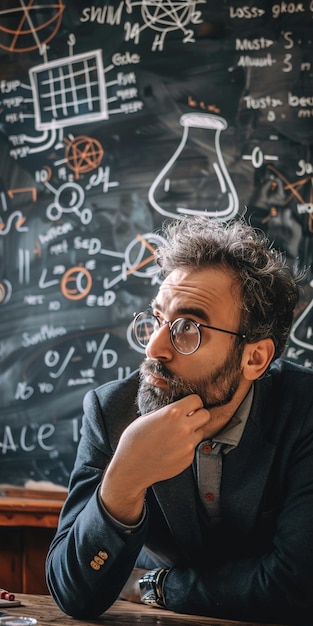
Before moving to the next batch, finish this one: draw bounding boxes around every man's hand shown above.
[100,394,210,524]
[120,568,147,603]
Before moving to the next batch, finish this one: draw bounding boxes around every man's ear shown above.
[242,338,275,381]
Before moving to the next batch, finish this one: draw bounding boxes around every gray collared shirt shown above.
[100,385,254,533]
[195,384,254,523]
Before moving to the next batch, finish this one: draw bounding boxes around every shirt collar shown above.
[210,384,254,453]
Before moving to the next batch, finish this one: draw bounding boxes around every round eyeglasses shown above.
[133,310,246,356]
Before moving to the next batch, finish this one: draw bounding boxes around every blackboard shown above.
[0,0,312,487]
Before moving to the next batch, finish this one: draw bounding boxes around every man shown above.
[46,217,313,625]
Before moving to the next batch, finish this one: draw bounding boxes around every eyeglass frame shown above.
[133,309,246,356]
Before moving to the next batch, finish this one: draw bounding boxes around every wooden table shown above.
[0,594,287,626]
[0,485,66,594]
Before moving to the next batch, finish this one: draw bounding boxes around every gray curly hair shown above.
[155,217,301,361]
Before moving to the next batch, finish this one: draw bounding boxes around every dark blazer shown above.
[46,359,313,624]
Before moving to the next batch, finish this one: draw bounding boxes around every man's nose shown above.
[145,322,173,361]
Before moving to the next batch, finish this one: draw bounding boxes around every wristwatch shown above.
[139,567,169,608]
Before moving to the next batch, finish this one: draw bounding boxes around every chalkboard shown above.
[0,0,312,487]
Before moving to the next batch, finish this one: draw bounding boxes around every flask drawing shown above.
[148,112,239,220]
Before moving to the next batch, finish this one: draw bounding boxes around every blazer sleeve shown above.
[46,383,148,619]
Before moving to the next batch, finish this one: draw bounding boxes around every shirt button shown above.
[204,492,214,501]
[203,444,212,453]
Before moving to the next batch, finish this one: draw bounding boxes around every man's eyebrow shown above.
[151,301,210,323]
[178,307,210,323]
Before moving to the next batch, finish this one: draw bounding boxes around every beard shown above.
[137,343,244,416]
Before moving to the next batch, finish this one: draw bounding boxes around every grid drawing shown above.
[29,49,108,131]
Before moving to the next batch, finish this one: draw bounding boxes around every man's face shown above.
[137,266,245,415]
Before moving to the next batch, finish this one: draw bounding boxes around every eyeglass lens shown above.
[171,318,200,354]
[133,312,201,355]
[134,313,156,347]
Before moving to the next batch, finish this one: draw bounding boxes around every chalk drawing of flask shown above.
[148,112,239,220]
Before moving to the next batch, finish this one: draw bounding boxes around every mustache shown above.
[139,359,196,396]
[139,359,174,381]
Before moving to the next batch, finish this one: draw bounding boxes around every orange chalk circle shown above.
[60,266,92,300]
[0,280,12,304]
[0,282,6,303]
[65,136,104,180]
[0,1,65,53]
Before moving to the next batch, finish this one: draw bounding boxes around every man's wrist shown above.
[98,486,147,533]
[139,567,169,608]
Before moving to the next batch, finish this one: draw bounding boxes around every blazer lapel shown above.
[222,377,277,533]
[222,418,276,532]
[152,466,204,562]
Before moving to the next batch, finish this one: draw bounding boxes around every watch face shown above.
[139,571,158,605]
[139,568,166,608]
[141,590,157,605]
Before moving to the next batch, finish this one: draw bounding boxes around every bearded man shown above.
[46,217,313,625]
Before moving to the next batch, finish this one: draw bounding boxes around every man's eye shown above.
[184,320,194,333]
[181,320,196,334]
